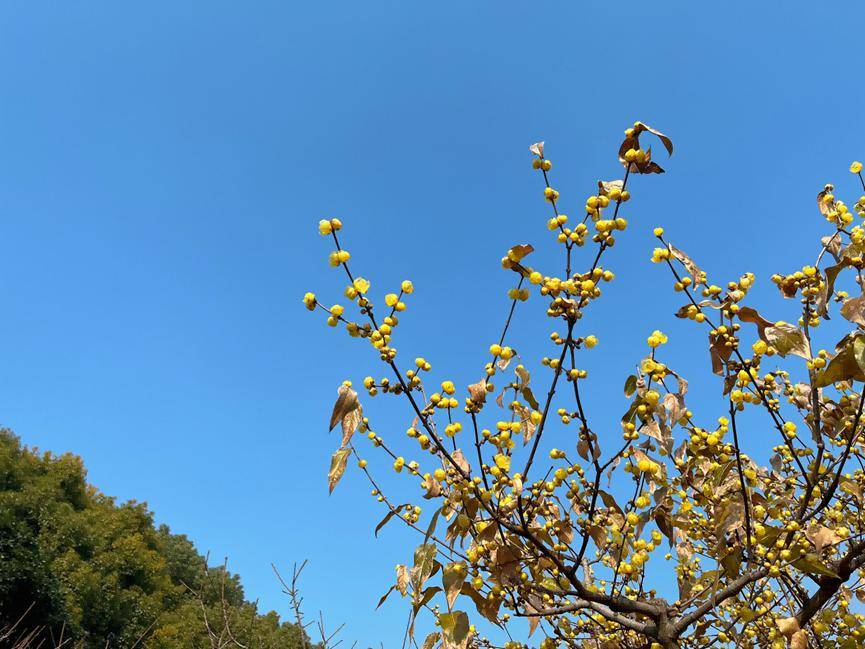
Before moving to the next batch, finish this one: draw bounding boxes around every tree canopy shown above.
[0,428,306,648]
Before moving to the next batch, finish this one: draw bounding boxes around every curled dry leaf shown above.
[528,141,544,157]
[467,378,487,405]
[817,184,835,217]
[502,243,534,277]
[776,616,800,637]
[822,232,843,260]
[598,179,624,197]
[618,122,673,173]
[816,259,852,318]
[709,334,733,376]
[375,505,409,537]
[737,306,773,340]
[451,449,470,475]
[515,403,537,444]
[423,474,442,499]
[639,122,674,156]
[805,524,842,554]
[668,244,703,285]
[329,384,359,431]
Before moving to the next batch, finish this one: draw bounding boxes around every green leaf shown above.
[624,374,638,397]
[792,553,840,579]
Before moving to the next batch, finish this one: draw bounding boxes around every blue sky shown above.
[1,1,864,645]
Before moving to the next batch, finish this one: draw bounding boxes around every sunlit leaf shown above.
[764,322,810,359]
[442,562,466,610]
[327,447,351,494]
[438,610,470,649]
[329,384,359,432]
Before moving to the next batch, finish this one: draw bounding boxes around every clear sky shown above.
[2,1,864,646]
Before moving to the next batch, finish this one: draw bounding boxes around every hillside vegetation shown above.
[0,429,306,648]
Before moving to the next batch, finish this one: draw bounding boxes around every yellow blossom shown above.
[353,277,370,294]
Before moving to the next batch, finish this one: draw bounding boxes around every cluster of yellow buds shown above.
[646,330,668,348]
[677,304,706,323]
[546,213,568,231]
[752,339,770,357]
[819,183,854,227]
[585,191,612,218]
[488,422,517,450]
[328,249,351,267]
[711,323,739,354]
[641,358,668,382]
[734,367,758,387]
[593,217,627,245]
[560,221,589,247]
[318,217,343,236]
[507,287,530,301]
[719,273,755,315]
[362,375,398,397]
[624,456,659,476]
[430,391,459,410]
[855,197,865,219]
[622,147,649,165]
[402,504,422,524]
[531,157,552,172]
[444,422,462,437]
[806,349,829,371]
[488,344,514,360]
[770,265,825,300]
[651,246,670,263]
[730,387,760,408]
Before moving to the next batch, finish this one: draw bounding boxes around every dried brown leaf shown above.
[327,447,351,494]
[329,384,359,431]
[841,294,865,327]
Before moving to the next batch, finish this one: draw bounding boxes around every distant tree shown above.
[0,429,307,648]
[308,123,865,648]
